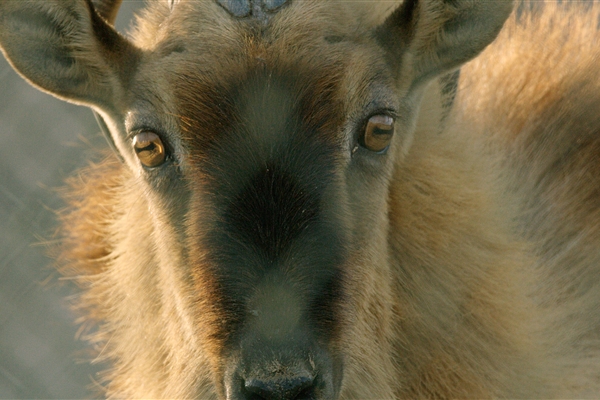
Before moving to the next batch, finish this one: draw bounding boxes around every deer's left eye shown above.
[133,131,166,168]
[360,115,394,153]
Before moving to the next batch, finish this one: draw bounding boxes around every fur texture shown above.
[1,0,599,398]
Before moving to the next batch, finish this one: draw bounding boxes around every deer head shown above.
[0,0,513,398]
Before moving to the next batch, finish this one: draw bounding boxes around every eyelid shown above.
[368,114,394,126]
[374,109,398,120]
[127,127,159,141]
[361,107,398,126]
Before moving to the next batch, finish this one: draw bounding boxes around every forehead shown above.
[134,1,373,48]
[131,1,391,94]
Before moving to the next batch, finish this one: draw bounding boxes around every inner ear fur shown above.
[0,0,139,110]
[377,0,514,89]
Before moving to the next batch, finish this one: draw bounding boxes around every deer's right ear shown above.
[0,0,139,110]
[376,0,513,90]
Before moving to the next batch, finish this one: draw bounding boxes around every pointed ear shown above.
[0,0,139,110]
[377,0,513,89]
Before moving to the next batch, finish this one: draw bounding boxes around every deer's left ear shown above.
[377,0,513,89]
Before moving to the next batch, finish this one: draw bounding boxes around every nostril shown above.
[244,375,315,400]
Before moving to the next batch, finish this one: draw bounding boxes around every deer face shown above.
[128,8,403,396]
[0,0,513,398]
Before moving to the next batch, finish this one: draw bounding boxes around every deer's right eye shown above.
[359,114,395,153]
[132,131,167,168]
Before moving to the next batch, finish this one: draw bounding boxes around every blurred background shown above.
[0,2,144,398]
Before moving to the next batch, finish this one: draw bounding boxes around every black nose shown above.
[243,375,315,400]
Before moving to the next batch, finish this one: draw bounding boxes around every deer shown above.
[1,0,599,398]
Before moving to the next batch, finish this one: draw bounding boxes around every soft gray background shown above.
[0,2,145,398]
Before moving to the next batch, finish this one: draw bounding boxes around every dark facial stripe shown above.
[223,164,320,260]
[180,69,348,352]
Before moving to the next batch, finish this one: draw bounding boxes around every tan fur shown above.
[2,0,600,398]
[457,3,600,395]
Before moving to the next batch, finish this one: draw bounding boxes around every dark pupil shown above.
[372,125,392,137]
[135,142,156,154]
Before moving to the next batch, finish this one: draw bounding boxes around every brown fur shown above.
[2,0,600,398]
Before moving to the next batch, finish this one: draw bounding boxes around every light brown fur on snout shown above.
[1,0,600,398]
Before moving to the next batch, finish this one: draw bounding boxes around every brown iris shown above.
[360,115,394,153]
[132,132,166,168]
